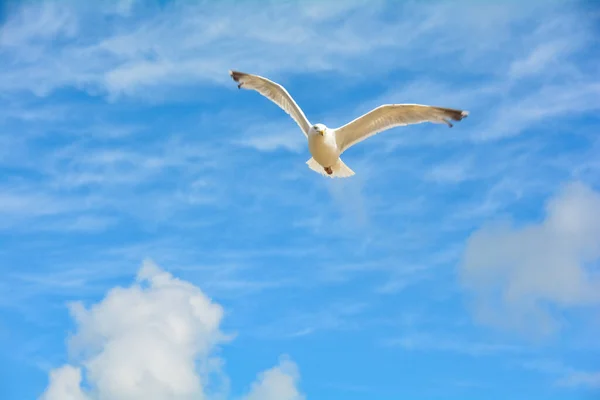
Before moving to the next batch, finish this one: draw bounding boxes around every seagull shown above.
[229,70,469,178]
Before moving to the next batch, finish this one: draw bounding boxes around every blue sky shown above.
[1,0,600,399]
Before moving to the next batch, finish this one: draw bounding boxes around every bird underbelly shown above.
[308,137,339,167]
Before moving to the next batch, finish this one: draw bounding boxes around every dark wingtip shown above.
[449,110,467,121]
[229,70,244,82]
[229,70,246,89]
[439,107,469,122]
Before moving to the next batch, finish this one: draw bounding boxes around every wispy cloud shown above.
[234,133,305,153]
[558,371,600,389]
[253,301,369,339]
[1,0,595,103]
[384,333,524,357]
[477,82,600,140]
[231,120,306,154]
[523,359,600,389]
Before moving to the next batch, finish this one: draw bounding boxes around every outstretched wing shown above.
[334,104,469,152]
[229,70,312,137]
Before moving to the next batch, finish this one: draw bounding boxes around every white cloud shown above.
[1,0,594,102]
[40,260,304,400]
[234,134,305,153]
[0,1,395,97]
[557,371,600,388]
[242,356,305,400]
[254,301,368,339]
[508,40,571,79]
[558,370,600,388]
[425,160,473,184]
[460,182,600,335]
[112,0,139,16]
[523,359,600,389]
[0,2,78,48]
[41,366,89,400]
[476,82,600,140]
[385,333,522,356]
[232,121,306,154]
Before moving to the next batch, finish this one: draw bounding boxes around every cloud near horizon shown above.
[40,260,304,400]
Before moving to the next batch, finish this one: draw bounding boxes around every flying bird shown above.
[229,70,469,178]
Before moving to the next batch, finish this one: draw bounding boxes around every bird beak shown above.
[319,129,324,136]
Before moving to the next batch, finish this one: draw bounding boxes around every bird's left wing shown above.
[229,70,311,137]
[334,104,469,153]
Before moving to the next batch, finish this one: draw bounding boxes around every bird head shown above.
[311,123,327,136]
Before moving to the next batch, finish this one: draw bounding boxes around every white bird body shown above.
[305,125,356,177]
[229,70,469,178]
[308,126,338,166]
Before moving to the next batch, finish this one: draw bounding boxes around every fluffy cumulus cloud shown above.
[40,260,304,400]
[461,182,600,335]
[42,366,89,400]
[242,356,305,400]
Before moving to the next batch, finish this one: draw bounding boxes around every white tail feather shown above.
[306,158,355,178]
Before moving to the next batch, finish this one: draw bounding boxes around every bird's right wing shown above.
[229,70,311,137]
[334,104,469,153]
